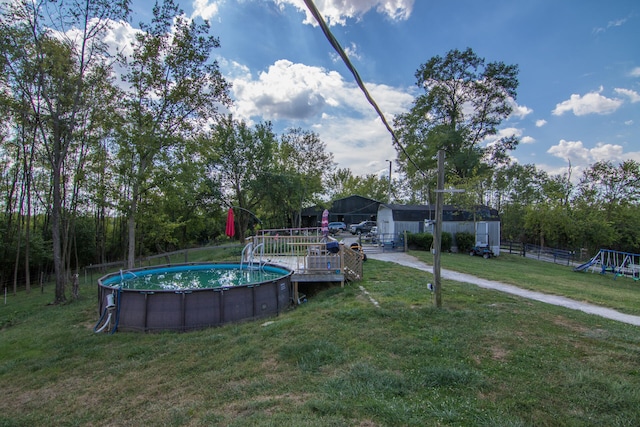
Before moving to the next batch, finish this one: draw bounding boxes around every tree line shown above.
[1,2,638,303]
[0,0,339,301]
[393,48,640,258]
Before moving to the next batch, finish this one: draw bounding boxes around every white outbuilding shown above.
[376,203,501,255]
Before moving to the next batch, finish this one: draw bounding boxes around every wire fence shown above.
[4,239,585,294]
[500,241,577,266]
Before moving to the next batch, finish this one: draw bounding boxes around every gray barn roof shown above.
[380,204,500,222]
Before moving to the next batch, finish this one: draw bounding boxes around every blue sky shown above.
[129,0,639,180]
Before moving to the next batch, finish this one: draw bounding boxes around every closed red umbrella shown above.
[225,208,235,237]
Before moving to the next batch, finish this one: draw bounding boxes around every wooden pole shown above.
[433,149,445,308]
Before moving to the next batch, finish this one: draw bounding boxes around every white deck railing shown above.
[247,228,363,283]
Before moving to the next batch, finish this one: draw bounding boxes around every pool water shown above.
[101,264,288,290]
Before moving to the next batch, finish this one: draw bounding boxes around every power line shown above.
[302,0,427,178]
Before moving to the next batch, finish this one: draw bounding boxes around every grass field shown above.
[411,250,640,316]
[1,249,639,426]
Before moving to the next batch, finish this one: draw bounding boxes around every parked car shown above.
[328,222,347,233]
[350,220,377,235]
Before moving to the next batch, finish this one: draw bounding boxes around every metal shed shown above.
[301,195,381,228]
[377,203,501,255]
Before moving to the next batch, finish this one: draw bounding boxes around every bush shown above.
[441,232,452,252]
[455,231,475,253]
[407,232,432,250]
[407,231,452,252]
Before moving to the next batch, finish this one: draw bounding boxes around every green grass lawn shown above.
[1,251,639,426]
[411,250,640,316]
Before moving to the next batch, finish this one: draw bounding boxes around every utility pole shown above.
[433,150,444,308]
[432,150,464,308]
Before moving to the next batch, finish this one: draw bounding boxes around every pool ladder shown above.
[119,269,138,283]
[241,242,266,271]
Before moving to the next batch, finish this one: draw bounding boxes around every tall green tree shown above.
[325,168,392,202]
[489,162,546,242]
[570,200,616,255]
[523,167,575,248]
[573,160,640,253]
[575,160,640,219]
[523,202,576,249]
[208,117,277,240]
[0,0,129,303]
[116,0,230,268]
[272,128,334,227]
[394,48,519,204]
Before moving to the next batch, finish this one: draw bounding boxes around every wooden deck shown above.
[247,229,364,303]
[268,254,345,282]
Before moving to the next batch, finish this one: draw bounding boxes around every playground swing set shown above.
[574,249,640,280]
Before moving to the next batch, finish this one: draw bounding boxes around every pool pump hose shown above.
[94,292,118,334]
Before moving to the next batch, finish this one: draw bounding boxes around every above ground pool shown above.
[96,263,293,333]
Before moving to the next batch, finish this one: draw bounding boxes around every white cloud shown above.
[631,67,640,77]
[55,18,140,69]
[331,42,362,63]
[496,127,521,139]
[274,0,414,26]
[87,20,142,90]
[219,58,252,80]
[230,59,412,121]
[546,139,640,166]
[191,0,221,21]
[102,20,140,59]
[375,0,414,21]
[552,87,623,116]
[614,88,640,103]
[484,127,530,150]
[232,61,330,119]
[320,116,398,174]
[589,143,626,162]
[230,60,339,120]
[535,119,547,127]
[227,58,414,175]
[593,16,629,34]
[508,98,532,119]
[521,136,535,144]
[547,140,594,163]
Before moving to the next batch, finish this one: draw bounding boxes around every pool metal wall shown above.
[98,263,293,332]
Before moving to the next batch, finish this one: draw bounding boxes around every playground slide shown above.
[573,258,596,272]
[573,249,639,279]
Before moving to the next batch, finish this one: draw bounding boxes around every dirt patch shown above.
[552,315,590,333]
[490,345,509,361]
[221,392,313,418]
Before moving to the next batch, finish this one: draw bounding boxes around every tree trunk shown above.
[52,162,67,304]
[24,138,34,293]
[127,189,138,270]
[24,210,31,293]
[97,206,106,265]
[13,220,22,296]
[4,147,20,295]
